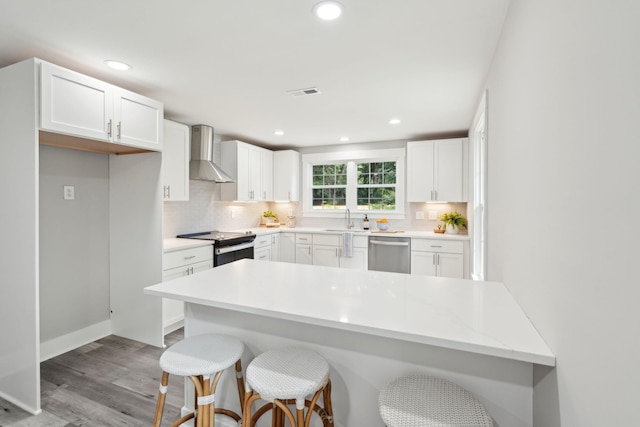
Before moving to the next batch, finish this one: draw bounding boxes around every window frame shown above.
[302,148,406,218]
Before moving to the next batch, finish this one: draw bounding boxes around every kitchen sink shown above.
[323,229,368,233]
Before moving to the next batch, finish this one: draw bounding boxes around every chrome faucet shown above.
[345,208,353,229]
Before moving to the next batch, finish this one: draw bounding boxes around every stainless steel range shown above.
[177,230,256,266]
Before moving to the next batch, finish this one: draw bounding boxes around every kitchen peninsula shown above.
[145,259,554,427]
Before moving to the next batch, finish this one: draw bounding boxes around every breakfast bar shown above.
[144,259,554,427]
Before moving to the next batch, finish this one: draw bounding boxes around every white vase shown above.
[445,224,459,234]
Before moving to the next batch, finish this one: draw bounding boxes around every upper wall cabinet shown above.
[40,61,163,151]
[407,138,467,202]
[273,150,300,202]
[162,119,190,201]
[220,140,273,202]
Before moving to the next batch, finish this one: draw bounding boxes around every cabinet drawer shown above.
[313,234,340,246]
[163,245,213,270]
[296,233,313,244]
[254,234,272,249]
[411,239,463,254]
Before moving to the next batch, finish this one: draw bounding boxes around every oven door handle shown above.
[215,241,255,255]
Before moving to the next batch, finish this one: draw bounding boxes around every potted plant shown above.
[438,210,467,234]
[263,210,278,225]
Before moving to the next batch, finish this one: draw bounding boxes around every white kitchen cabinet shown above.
[162,245,213,333]
[295,233,313,265]
[313,233,368,270]
[40,61,163,151]
[270,233,281,261]
[279,232,296,263]
[220,140,273,201]
[162,119,190,201]
[273,150,300,201]
[411,239,464,279]
[407,139,466,202]
[254,234,272,261]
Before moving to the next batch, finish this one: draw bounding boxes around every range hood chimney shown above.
[189,125,234,183]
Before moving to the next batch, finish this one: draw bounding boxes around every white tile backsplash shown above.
[163,181,467,236]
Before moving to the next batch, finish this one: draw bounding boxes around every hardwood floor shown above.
[0,329,184,427]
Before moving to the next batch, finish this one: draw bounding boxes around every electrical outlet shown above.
[63,185,75,200]
[428,210,437,220]
[416,211,424,220]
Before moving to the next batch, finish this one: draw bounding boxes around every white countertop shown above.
[145,259,554,366]
[241,226,471,240]
[163,238,213,252]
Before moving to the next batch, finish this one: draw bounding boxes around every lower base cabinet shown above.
[411,239,464,279]
[254,234,272,261]
[313,233,368,270]
[162,245,213,333]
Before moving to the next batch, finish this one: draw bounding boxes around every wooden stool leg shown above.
[235,359,245,408]
[323,380,334,426]
[152,371,170,427]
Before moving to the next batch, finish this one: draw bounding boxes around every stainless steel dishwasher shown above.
[368,236,411,273]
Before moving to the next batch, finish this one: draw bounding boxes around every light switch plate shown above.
[428,210,437,220]
[63,185,75,200]
[416,211,425,220]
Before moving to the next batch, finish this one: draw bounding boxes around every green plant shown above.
[438,210,467,229]
[263,211,278,218]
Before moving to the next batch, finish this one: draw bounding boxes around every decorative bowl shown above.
[377,222,390,231]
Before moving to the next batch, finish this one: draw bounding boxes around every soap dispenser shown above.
[363,214,369,230]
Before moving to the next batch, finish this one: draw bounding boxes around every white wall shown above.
[39,145,110,343]
[483,1,640,425]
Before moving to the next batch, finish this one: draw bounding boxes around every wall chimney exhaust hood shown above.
[190,125,234,183]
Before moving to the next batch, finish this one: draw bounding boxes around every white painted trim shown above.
[0,390,42,416]
[39,320,111,362]
[163,316,185,335]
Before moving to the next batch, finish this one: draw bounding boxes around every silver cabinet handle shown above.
[184,255,196,260]
[299,237,308,241]
[107,119,112,138]
[190,267,194,274]
[263,191,266,200]
[370,240,409,247]
[166,185,170,199]
[433,254,437,265]
[434,190,438,200]
[335,248,338,257]
[430,245,442,248]
[117,121,122,139]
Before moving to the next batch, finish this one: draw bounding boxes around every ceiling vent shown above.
[288,87,321,97]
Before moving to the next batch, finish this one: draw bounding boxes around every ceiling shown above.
[0,0,510,149]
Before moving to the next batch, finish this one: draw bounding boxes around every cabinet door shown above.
[435,140,463,201]
[436,253,464,279]
[273,150,300,201]
[247,146,262,200]
[279,233,296,263]
[313,245,340,267]
[255,247,271,261]
[162,119,189,201]
[271,234,281,262]
[113,88,163,151]
[411,251,437,276]
[40,61,113,141]
[295,244,313,265]
[340,247,367,270]
[406,141,435,202]
[261,149,273,201]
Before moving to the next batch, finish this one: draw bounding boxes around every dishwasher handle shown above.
[369,239,410,247]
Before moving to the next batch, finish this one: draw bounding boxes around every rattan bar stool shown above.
[242,348,335,427]
[379,374,493,427]
[152,334,245,427]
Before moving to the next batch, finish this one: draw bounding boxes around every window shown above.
[356,161,396,210]
[302,148,405,217]
[312,163,347,209]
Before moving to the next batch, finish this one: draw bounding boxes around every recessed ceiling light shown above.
[340,136,349,142]
[388,118,401,125]
[274,130,284,136]
[104,60,132,71]
[313,1,343,20]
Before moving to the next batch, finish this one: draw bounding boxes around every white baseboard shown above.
[40,320,112,362]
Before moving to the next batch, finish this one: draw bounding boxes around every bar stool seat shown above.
[153,334,245,427]
[242,348,334,427]
[379,374,493,427]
